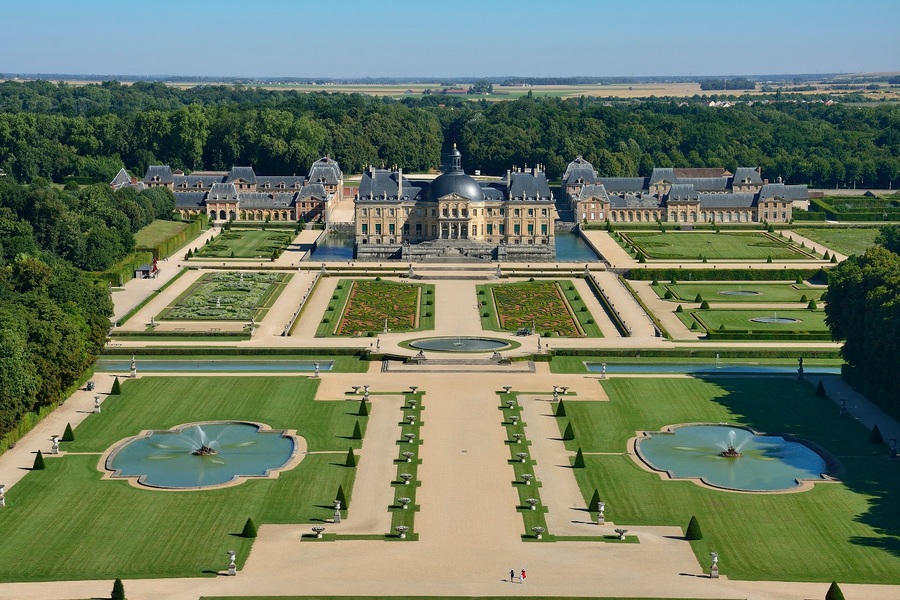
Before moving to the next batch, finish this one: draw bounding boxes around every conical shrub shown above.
[345,447,357,467]
[807,299,818,310]
[815,380,826,398]
[700,300,710,309]
[336,484,348,510]
[111,377,121,395]
[563,422,575,441]
[352,421,362,440]
[61,423,75,442]
[555,399,566,417]
[588,489,601,512]
[32,450,45,470]
[357,398,368,417]
[111,578,126,600]
[694,293,703,303]
[241,518,258,538]
[573,447,585,468]
[675,304,683,313]
[825,581,845,600]
[870,424,884,445]
[685,515,703,540]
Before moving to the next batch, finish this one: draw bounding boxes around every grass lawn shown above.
[95,355,370,373]
[134,220,191,248]
[557,377,900,583]
[548,355,843,374]
[624,232,808,260]
[478,281,600,337]
[159,271,291,321]
[319,279,435,337]
[0,377,366,581]
[195,229,293,260]
[793,227,881,257]
[688,308,828,333]
[651,282,825,303]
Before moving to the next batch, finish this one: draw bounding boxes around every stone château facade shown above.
[561,156,807,225]
[354,146,558,261]
[113,157,343,223]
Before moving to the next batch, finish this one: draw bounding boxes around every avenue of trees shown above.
[825,226,900,419]
[0,80,898,189]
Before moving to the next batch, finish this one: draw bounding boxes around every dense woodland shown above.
[825,227,900,419]
[0,80,898,189]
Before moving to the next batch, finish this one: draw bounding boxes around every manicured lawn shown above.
[651,282,825,303]
[194,229,293,259]
[319,279,435,337]
[689,308,828,333]
[557,377,900,583]
[0,377,365,581]
[134,220,192,248]
[624,232,808,260]
[159,271,291,321]
[478,281,600,337]
[793,227,881,257]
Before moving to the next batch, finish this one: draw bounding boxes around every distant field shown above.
[792,227,881,257]
[624,232,808,260]
[134,220,191,249]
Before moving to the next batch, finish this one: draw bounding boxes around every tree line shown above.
[825,226,900,419]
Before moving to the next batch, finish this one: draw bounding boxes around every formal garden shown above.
[477,280,601,337]
[792,227,882,257]
[318,279,435,337]
[677,307,830,339]
[620,231,813,261]
[554,376,900,583]
[0,376,366,581]
[651,281,826,303]
[191,229,294,260]
[159,271,291,321]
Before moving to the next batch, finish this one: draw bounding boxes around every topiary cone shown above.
[573,447,585,468]
[345,447,357,467]
[358,398,368,417]
[815,380,826,398]
[32,450,45,470]
[685,515,702,540]
[61,423,75,442]
[563,422,575,441]
[588,489,601,512]
[111,577,126,600]
[352,421,362,440]
[111,376,121,395]
[825,581,845,600]
[870,424,884,445]
[555,399,566,417]
[336,484,348,510]
[241,517,258,538]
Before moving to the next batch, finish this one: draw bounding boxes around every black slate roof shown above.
[561,156,598,185]
[226,166,258,184]
[144,165,174,184]
[508,171,552,201]
[598,177,648,193]
[759,183,808,201]
[698,192,756,208]
[298,183,327,199]
[732,167,763,185]
[174,191,206,208]
[208,182,239,201]
[307,156,343,185]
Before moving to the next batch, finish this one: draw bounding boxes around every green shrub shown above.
[336,484,348,509]
[807,299,818,310]
[555,399,566,417]
[796,276,803,284]
[767,255,773,263]
[815,380,827,398]
[579,306,587,312]
[800,294,808,302]
[111,377,121,395]
[690,321,698,330]
[331,295,338,300]
[375,276,382,281]
[322,317,330,324]
[664,290,674,299]
[241,517,258,538]
[327,305,334,311]
[870,424,884,445]
[352,421,362,440]
[823,251,831,260]
[358,399,368,416]
[573,447,585,468]
[111,578,126,600]
[482,312,489,318]
[425,311,432,317]
[685,515,703,540]
[562,422,575,440]
[638,255,646,263]
[62,423,75,442]
[345,447,357,467]
[588,489,601,512]
[825,581,845,600]
[32,450,45,470]
[831,255,838,263]
[478,289,485,295]
[651,278,659,286]
[586,318,594,324]
[700,300,710,309]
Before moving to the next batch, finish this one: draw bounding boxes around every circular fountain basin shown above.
[718,290,762,296]
[750,316,801,324]
[409,337,511,353]
[105,422,297,489]
[635,425,828,491]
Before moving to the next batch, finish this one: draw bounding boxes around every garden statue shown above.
[227,550,237,576]
[709,552,719,578]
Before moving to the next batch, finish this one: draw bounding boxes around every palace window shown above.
[389,224,395,234]
[527,224,534,234]
[499,224,505,234]
[514,224,521,234]
[541,223,547,235]
[375,224,382,234]
[487,224,493,234]
[528,208,533,216]
[361,224,368,234]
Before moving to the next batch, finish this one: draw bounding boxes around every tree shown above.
[111,578,126,600]
[685,515,703,540]
[62,422,74,442]
[32,450,45,470]
[825,581,845,600]
[241,517,258,538]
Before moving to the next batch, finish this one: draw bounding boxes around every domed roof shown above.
[425,171,484,202]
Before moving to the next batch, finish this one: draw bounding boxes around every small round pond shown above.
[409,337,510,353]
[719,290,762,296]
[106,422,297,489]
[751,316,801,324]
[635,425,828,492]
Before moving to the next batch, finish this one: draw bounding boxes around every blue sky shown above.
[1,0,897,78]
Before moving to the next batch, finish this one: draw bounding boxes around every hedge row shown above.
[626,267,828,282]
[584,275,630,336]
[102,346,367,357]
[109,330,249,338]
[137,215,208,260]
[791,211,827,221]
[95,251,155,286]
[809,197,900,221]
[703,330,833,341]
[551,347,841,359]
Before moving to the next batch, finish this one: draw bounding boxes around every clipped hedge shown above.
[95,251,155,286]
[551,347,841,359]
[136,215,207,260]
[101,347,367,357]
[584,275,629,336]
[626,267,828,282]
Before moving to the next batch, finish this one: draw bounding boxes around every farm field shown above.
[651,282,825,303]
[194,229,293,260]
[478,280,601,337]
[0,377,363,581]
[792,227,882,256]
[159,271,290,321]
[558,376,899,583]
[624,232,809,260]
[319,279,435,337]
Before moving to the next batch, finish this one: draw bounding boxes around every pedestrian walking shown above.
[521,568,526,583]
[510,568,516,582]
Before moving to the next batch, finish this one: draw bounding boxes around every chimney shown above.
[397,168,403,195]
